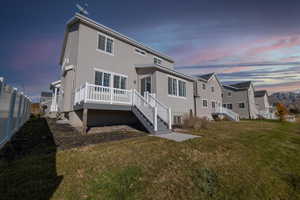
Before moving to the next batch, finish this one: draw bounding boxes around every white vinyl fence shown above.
[0,78,31,149]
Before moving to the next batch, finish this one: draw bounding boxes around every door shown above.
[140,76,151,96]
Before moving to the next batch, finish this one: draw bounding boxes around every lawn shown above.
[1,117,300,200]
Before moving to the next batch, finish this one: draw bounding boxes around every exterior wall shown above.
[255,94,270,110]
[154,70,195,122]
[60,23,79,112]
[222,88,251,119]
[195,76,222,119]
[75,23,174,94]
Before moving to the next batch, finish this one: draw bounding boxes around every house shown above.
[58,13,195,134]
[40,92,53,114]
[254,90,276,119]
[194,73,223,120]
[222,81,258,119]
[49,80,61,113]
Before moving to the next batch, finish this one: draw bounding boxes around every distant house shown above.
[194,73,223,120]
[40,92,52,113]
[222,81,258,119]
[254,90,270,111]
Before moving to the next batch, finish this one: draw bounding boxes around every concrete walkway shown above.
[153,132,200,142]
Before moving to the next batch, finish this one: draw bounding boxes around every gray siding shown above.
[255,94,270,110]
[222,85,258,119]
[195,76,222,119]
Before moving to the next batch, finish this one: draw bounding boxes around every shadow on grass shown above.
[0,116,63,200]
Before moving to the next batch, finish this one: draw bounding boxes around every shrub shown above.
[276,103,289,122]
[182,114,210,130]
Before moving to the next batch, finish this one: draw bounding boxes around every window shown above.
[135,48,146,56]
[173,116,182,125]
[228,92,232,96]
[239,102,245,108]
[203,100,208,107]
[178,80,186,97]
[168,77,186,97]
[211,87,215,92]
[97,33,114,55]
[154,57,162,65]
[95,71,111,87]
[141,76,151,96]
[223,104,226,108]
[95,69,127,89]
[202,84,206,90]
[212,101,216,108]
[227,104,233,110]
[113,75,127,89]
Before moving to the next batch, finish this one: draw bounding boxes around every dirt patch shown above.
[47,118,147,150]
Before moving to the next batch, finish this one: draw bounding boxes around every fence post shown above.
[110,87,113,104]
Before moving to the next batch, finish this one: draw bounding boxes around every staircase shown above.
[132,90,172,134]
[212,107,240,121]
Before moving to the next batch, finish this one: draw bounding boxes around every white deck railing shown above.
[213,106,240,121]
[74,83,172,131]
[258,109,277,119]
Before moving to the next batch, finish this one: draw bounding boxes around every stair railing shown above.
[132,89,157,131]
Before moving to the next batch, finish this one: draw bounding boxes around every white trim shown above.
[96,32,114,56]
[167,75,187,98]
[94,68,128,78]
[154,56,162,66]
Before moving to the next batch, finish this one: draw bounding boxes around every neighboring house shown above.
[40,92,52,113]
[50,80,61,113]
[222,81,258,119]
[255,90,277,119]
[58,13,195,134]
[255,90,270,110]
[194,73,223,120]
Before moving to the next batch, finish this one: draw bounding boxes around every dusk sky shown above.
[1,0,300,100]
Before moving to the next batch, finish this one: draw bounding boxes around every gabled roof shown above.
[196,73,214,81]
[135,64,195,82]
[223,81,253,91]
[196,72,223,88]
[255,90,268,98]
[60,13,174,64]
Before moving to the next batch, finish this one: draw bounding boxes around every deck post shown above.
[82,108,88,135]
[154,107,158,131]
[168,108,172,130]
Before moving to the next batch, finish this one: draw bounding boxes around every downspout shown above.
[247,89,251,119]
[194,81,198,117]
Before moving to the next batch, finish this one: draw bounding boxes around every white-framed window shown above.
[228,92,232,97]
[94,68,127,89]
[211,86,215,92]
[202,83,206,90]
[154,57,162,65]
[203,99,208,107]
[135,48,146,56]
[239,102,245,108]
[223,104,226,108]
[97,33,114,55]
[168,76,186,97]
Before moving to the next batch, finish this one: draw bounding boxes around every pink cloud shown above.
[247,35,300,56]
[257,81,300,93]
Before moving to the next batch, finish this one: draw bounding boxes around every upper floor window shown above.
[211,87,215,92]
[168,77,186,97]
[228,92,232,97]
[202,84,206,90]
[154,57,162,65]
[135,48,146,56]
[97,33,114,55]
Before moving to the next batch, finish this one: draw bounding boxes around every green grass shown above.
[1,118,300,200]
